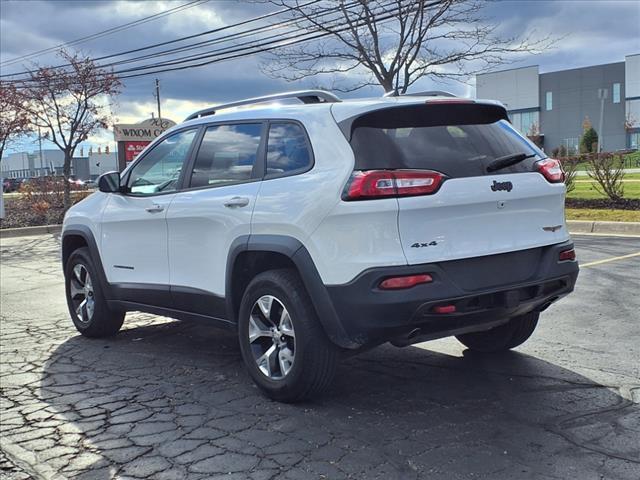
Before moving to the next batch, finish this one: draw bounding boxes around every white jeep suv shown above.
[62,90,579,402]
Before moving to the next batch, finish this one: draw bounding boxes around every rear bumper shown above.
[325,240,579,348]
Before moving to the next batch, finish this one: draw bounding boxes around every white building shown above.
[1,149,65,178]
[1,149,118,181]
[88,151,118,178]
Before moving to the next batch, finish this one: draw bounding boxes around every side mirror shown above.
[98,171,121,193]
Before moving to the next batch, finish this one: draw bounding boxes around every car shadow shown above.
[37,318,639,479]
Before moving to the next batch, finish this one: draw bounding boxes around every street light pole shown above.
[597,88,608,153]
[38,127,44,174]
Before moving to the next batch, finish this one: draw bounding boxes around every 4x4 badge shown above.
[411,241,438,248]
[491,180,513,192]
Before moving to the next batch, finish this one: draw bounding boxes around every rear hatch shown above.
[342,101,568,265]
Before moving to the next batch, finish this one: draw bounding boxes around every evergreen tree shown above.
[580,127,598,153]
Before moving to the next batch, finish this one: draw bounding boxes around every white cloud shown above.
[113,97,209,123]
[109,0,226,35]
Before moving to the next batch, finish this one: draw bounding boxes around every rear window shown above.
[347,103,545,177]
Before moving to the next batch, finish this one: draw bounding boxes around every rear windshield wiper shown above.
[486,152,536,172]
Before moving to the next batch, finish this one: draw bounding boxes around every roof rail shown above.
[185,90,341,121]
[383,90,457,98]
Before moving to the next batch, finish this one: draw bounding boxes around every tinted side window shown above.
[266,123,312,176]
[190,123,262,188]
[127,129,197,195]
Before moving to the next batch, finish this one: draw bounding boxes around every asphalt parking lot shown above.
[1,233,639,480]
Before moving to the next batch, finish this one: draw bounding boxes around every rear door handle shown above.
[224,196,250,208]
[145,204,164,213]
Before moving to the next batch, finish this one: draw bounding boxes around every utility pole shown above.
[155,78,162,120]
[38,127,44,174]
[597,88,608,153]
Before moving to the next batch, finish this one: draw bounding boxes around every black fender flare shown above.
[226,234,358,349]
[61,225,113,300]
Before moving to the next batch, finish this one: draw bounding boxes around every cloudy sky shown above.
[1,0,639,154]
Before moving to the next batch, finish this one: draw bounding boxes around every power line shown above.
[113,0,432,79]
[111,1,372,75]
[0,0,209,67]
[0,0,321,77]
[1,0,350,82]
[90,0,320,64]
[5,1,439,86]
[88,0,359,71]
[101,1,347,69]
[3,0,422,82]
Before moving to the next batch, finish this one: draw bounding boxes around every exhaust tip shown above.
[390,328,421,347]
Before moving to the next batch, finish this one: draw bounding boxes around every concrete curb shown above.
[1,221,639,238]
[566,220,640,236]
[0,224,62,238]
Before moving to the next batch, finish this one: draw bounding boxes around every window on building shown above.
[629,132,640,150]
[613,83,621,104]
[508,111,539,136]
[509,112,521,132]
[521,111,539,136]
[545,91,553,111]
[561,138,579,156]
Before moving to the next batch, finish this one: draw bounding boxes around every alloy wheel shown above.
[69,264,95,324]
[248,295,296,379]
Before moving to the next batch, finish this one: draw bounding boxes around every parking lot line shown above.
[571,233,640,238]
[580,251,640,268]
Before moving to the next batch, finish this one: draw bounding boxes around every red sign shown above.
[124,141,150,162]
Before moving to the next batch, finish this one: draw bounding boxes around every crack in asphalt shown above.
[1,234,639,479]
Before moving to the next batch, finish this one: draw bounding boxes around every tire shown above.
[65,247,125,338]
[238,269,338,402]
[456,312,539,353]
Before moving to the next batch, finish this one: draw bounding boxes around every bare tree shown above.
[20,50,121,209]
[0,82,31,161]
[559,156,580,194]
[263,0,555,93]
[587,152,625,202]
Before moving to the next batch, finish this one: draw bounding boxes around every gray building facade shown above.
[476,55,640,154]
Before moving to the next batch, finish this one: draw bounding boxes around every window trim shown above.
[263,119,315,181]
[121,126,202,197]
[180,120,268,193]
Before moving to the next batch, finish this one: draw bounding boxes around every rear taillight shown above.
[379,274,433,290]
[559,248,576,262]
[344,170,444,200]
[536,158,565,183]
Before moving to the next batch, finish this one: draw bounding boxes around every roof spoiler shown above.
[383,90,457,98]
